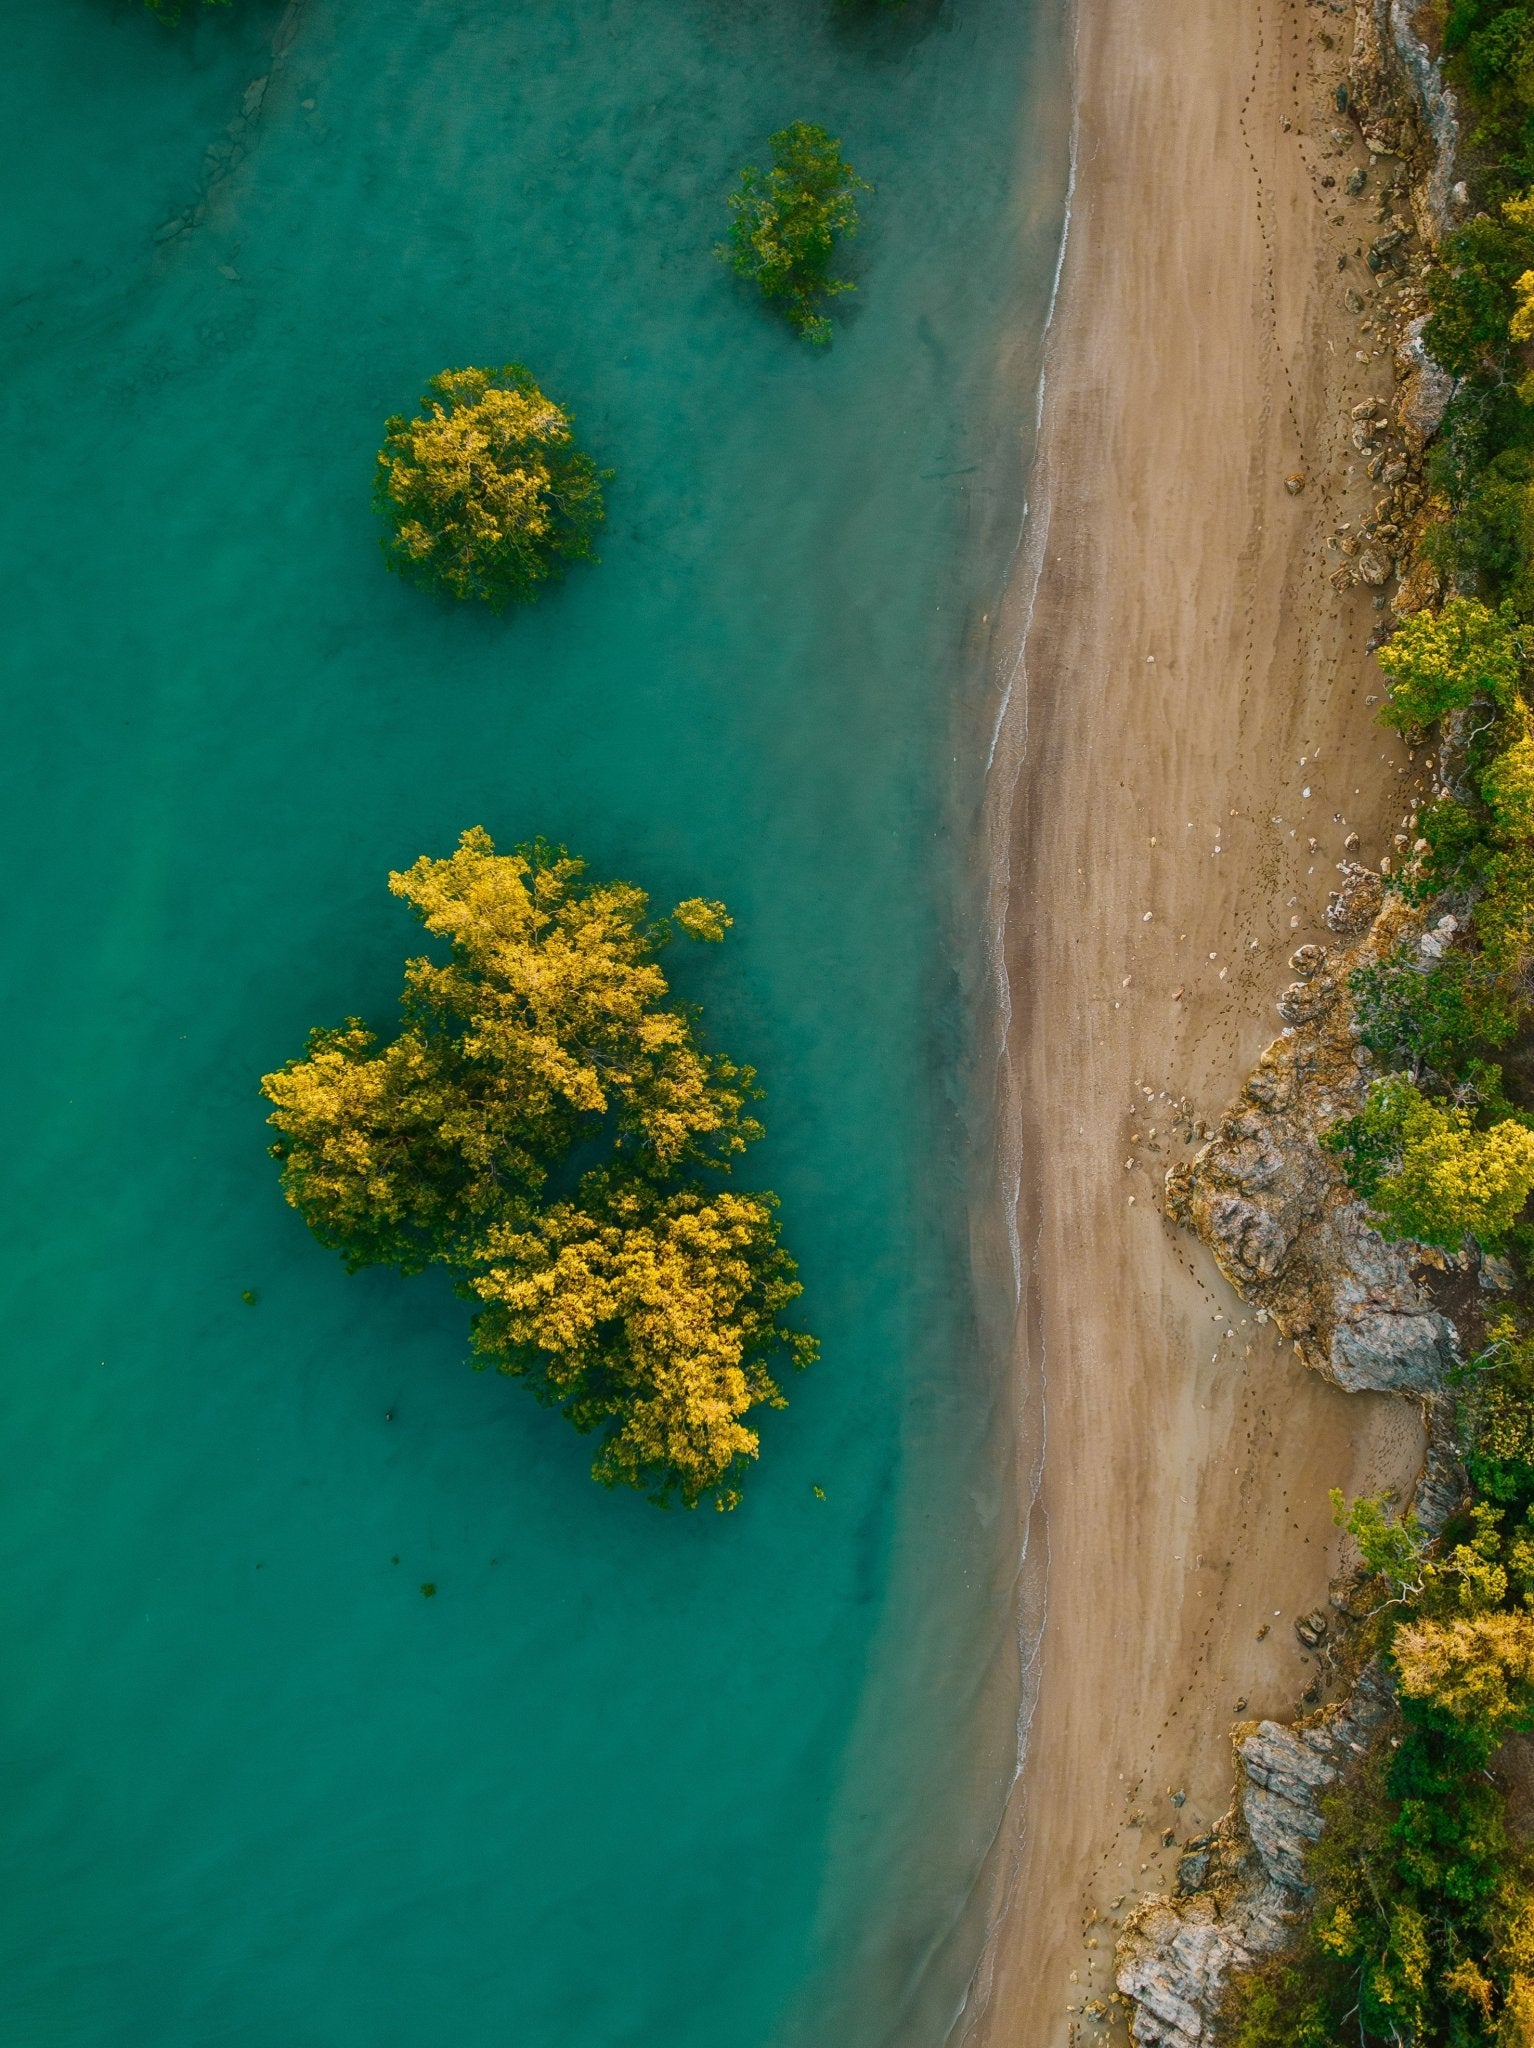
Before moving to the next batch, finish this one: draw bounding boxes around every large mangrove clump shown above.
[373,366,607,611]
[262,830,813,1509]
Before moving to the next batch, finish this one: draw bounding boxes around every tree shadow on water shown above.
[826,0,950,64]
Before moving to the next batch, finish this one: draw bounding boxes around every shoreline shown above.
[966,0,1434,2037]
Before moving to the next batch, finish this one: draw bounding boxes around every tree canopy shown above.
[1375,596,1524,737]
[262,830,813,1509]
[1328,1075,1534,1251]
[719,122,870,345]
[373,367,608,612]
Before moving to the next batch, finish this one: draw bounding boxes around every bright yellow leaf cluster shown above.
[374,366,606,610]
[1395,1610,1534,1733]
[1365,1080,1534,1249]
[1376,596,1523,737]
[469,1181,814,1510]
[262,831,812,1507]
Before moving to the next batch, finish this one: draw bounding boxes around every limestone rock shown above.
[1167,887,1462,1396]
[1326,861,1384,934]
[1349,0,1461,247]
[1277,973,1339,1024]
[1393,546,1442,617]
[1117,1667,1397,2046]
[1395,314,1456,453]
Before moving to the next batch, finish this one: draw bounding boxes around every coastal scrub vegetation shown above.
[719,122,870,345]
[1226,1483,1534,2045]
[373,367,608,612]
[1444,1,1534,198]
[261,830,814,1509]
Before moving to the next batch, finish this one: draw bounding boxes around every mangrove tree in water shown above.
[261,830,814,1510]
[719,122,870,345]
[373,366,608,612]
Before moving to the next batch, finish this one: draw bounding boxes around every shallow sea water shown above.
[0,2,1068,2043]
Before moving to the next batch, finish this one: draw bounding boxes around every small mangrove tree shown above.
[373,366,608,612]
[719,122,870,345]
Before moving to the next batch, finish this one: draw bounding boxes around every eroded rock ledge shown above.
[1165,871,1459,1397]
[1117,1663,1396,2048]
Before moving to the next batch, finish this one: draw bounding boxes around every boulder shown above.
[1118,1668,1398,2045]
[1326,862,1384,933]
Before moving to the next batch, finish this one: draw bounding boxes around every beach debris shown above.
[1256,1622,1270,1640]
[421,1583,437,1598]
[241,1288,258,1305]
[1170,1789,1186,1807]
[1284,472,1307,494]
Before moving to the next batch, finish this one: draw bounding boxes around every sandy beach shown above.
[967,0,1438,2039]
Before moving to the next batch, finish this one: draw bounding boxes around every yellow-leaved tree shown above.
[262,830,813,1509]
[1332,1076,1534,1250]
[1395,1610,1534,1734]
[374,366,608,611]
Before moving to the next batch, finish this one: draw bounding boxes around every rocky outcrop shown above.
[1116,1667,1397,2047]
[1165,884,1461,1397]
[1394,314,1456,455]
[1349,0,1461,243]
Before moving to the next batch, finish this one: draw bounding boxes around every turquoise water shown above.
[1,2,1068,2043]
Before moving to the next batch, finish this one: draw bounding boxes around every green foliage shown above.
[1422,379,1534,611]
[373,366,607,611]
[1395,795,1494,904]
[1349,945,1520,1075]
[262,830,814,1509]
[1435,442,1534,605]
[1331,1487,1431,1598]
[1464,1314,1534,1502]
[719,122,870,345]
[1445,0,1534,194]
[1326,1075,1534,1250]
[1425,198,1534,381]
[1376,597,1525,736]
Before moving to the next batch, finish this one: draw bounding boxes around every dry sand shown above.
[965,0,1442,2039]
